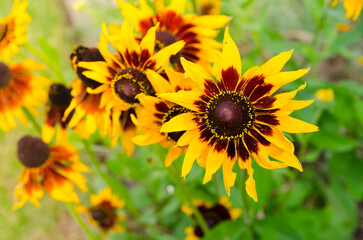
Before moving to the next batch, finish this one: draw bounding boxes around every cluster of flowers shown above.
[2,0,359,236]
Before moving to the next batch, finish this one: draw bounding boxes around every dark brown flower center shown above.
[91,202,116,229]
[48,83,72,107]
[206,92,254,139]
[0,62,12,88]
[200,3,216,15]
[162,105,191,142]
[113,68,154,104]
[0,23,8,42]
[17,136,50,168]
[155,31,182,69]
[70,45,104,89]
[194,203,231,237]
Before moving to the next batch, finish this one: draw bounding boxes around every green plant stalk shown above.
[21,107,42,134]
[191,0,198,14]
[240,170,255,239]
[66,202,99,240]
[22,43,66,83]
[152,145,210,235]
[82,140,139,218]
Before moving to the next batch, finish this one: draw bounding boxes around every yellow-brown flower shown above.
[0,0,31,61]
[13,136,89,209]
[0,60,48,132]
[159,28,318,201]
[117,0,229,72]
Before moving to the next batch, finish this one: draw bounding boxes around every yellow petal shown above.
[277,116,319,133]
[182,134,205,178]
[140,24,158,55]
[221,27,241,77]
[190,15,230,29]
[160,112,197,133]
[150,40,185,68]
[181,57,212,89]
[255,49,294,78]
[158,91,201,112]
[146,69,172,94]
[222,158,237,196]
[168,0,186,15]
[203,149,225,184]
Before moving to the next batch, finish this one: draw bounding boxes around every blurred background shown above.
[0,0,363,239]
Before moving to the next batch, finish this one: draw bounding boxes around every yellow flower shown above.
[182,197,242,239]
[315,88,334,103]
[64,45,107,140]
[0,0,31,62]
[132,66,197,166]
[337,22,354,31]
[116,0,229,72]
[78,21,185,155]
[198,0,221,15]
[330,0,363,20]
[0,59,48,132]
[159,28,318,201]
[77,187,125,233]
[13,136,89,209]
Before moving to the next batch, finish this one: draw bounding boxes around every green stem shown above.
[240,170,255,239]
[82,140,139,218]
[22,107,41,134]
[21,43,66,83]
[213,172,221,198]
[152,145,210,235]
[191,0,198,14]
[66,202,99,240]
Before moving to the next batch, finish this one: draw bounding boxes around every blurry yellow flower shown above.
[0,0,31,62]
[198,0,221,15]
[330,0,363,20]
[182,197,242,239]
[337,22,354,31]
[77,187,125,233]
[358,56,363,65]
[315,88,335,103]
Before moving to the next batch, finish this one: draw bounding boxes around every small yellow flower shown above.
[315,88,334,103]
[0,0,31,61]
[182,197,242,239]
[337,22,354,31]
[77,187,125,234]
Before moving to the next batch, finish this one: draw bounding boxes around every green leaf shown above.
[310,131,356,152]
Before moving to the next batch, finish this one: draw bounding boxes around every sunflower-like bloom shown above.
[182,197,242,239]
[197,0,221,15]
[77,187,125,233]
[41,83,73,143]
[132,66,196,166]
[64,45,107,139]
[0,60,48,132]
[78,21,185,154]
[13,136,89,209]
[0,0,31,61]
[331,0,363,20]
[116,0,229,72]
[159,28,318,201]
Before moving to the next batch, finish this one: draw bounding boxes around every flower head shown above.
[117,0,229,72]
[182,197,241,239]
[13,136,89,209]
[132,66,197,165]
[78,21,185,154]
[315,88,334,103]
[77,187,125,233]
[0,60,48,132]
[159,28,318,201]
[0,0,31,61]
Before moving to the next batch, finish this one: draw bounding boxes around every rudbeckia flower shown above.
[78,21,185,154]
[41,83,73,143]
[77,187,125,233]
[0,0,31,61]
[64,45,107,139]
[182,197,242,239]
[132,66,196,166]
[330,0,363,20]
[13,136,89,209]
[116,0,229,72]
[0,60,48,132]
[159,28,318,201]
[197,0,221,15]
